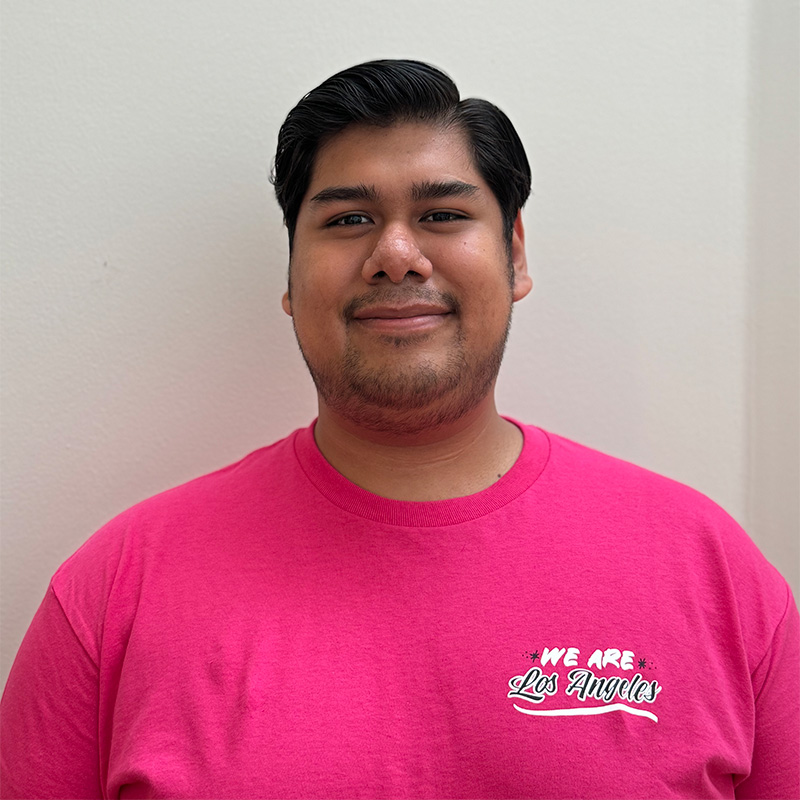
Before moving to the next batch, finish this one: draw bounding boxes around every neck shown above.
[313,395,523,501]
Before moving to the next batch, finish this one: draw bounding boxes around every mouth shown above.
[350,303,454,333]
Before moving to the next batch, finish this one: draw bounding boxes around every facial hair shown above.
[291,283,514,437]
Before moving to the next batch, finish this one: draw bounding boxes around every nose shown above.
[362,224,433,284]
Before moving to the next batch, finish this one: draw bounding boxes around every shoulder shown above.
[535,426,778,564]
[536,426,747,530]
[67,427,301,545]
[530,425,795,663]
[48,427,307,647]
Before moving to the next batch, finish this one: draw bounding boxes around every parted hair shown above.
[272,59,531,251]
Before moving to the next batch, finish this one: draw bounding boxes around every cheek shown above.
[461,269,515,331]
[289,267,334,316]
[290,245,358,303]
[288,277,348,348]
[433,233,508,279]
[456,262,514,310]
[427,237,486,267]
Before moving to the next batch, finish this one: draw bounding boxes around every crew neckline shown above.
[292,418,551,527]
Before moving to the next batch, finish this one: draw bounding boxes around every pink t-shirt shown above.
[2,422,798,798]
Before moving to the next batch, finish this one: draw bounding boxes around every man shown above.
[2,60,798,799]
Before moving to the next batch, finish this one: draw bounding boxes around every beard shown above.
[292,285,513,436]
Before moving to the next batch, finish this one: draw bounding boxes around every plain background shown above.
[1,0,798,687]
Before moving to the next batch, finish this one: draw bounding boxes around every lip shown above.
[351,303,452,320]
[350,303,454,333]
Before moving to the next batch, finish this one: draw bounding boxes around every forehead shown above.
[305,122,483,197]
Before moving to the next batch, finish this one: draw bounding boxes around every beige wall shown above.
[746,0,800,607]
[2,0,797,685]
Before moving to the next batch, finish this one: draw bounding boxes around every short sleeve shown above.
[1,585,103,799]
[735,584,800,799]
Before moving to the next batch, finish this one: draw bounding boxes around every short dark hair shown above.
[272,59,531,251]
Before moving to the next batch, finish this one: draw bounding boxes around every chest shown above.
[100,541,752,798]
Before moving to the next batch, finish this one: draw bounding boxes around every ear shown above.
[281,290,292,316]
[510,212,532,303]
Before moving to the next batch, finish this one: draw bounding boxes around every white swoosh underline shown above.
[512,702,658,723]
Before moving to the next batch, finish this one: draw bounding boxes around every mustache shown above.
[342,287,460,321]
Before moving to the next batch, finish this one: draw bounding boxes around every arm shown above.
[736,586,800,799]
[1,586,103,799]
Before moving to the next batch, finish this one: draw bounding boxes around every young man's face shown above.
[283,122,531,434]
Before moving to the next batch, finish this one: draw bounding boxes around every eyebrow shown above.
[410,180,479,202]
[308,180,480,206]
[308,183,379,206]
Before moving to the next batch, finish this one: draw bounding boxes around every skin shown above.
[282,122,532,501]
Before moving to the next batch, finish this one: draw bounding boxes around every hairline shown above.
[290,116,514,257]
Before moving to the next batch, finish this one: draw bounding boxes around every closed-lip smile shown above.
[350,303,454,333]
[352,303,452,320]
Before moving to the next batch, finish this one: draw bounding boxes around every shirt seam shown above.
[749,578,794,703]
[48,581,100,670]
[292,426,553,528]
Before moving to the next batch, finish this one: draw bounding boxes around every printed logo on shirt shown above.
[507,645,662,723]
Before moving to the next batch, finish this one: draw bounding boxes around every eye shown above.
[421,211,466,223]
[329,213,371,227]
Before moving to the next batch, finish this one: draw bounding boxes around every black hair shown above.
[271,59,531,251]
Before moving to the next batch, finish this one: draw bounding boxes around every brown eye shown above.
[331,214,371,226]
[422,211,464,223]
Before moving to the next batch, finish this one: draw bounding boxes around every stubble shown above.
[292,285,514,436]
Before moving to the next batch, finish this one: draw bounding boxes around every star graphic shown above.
[637,658,647,669]
[530,650,540,662]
